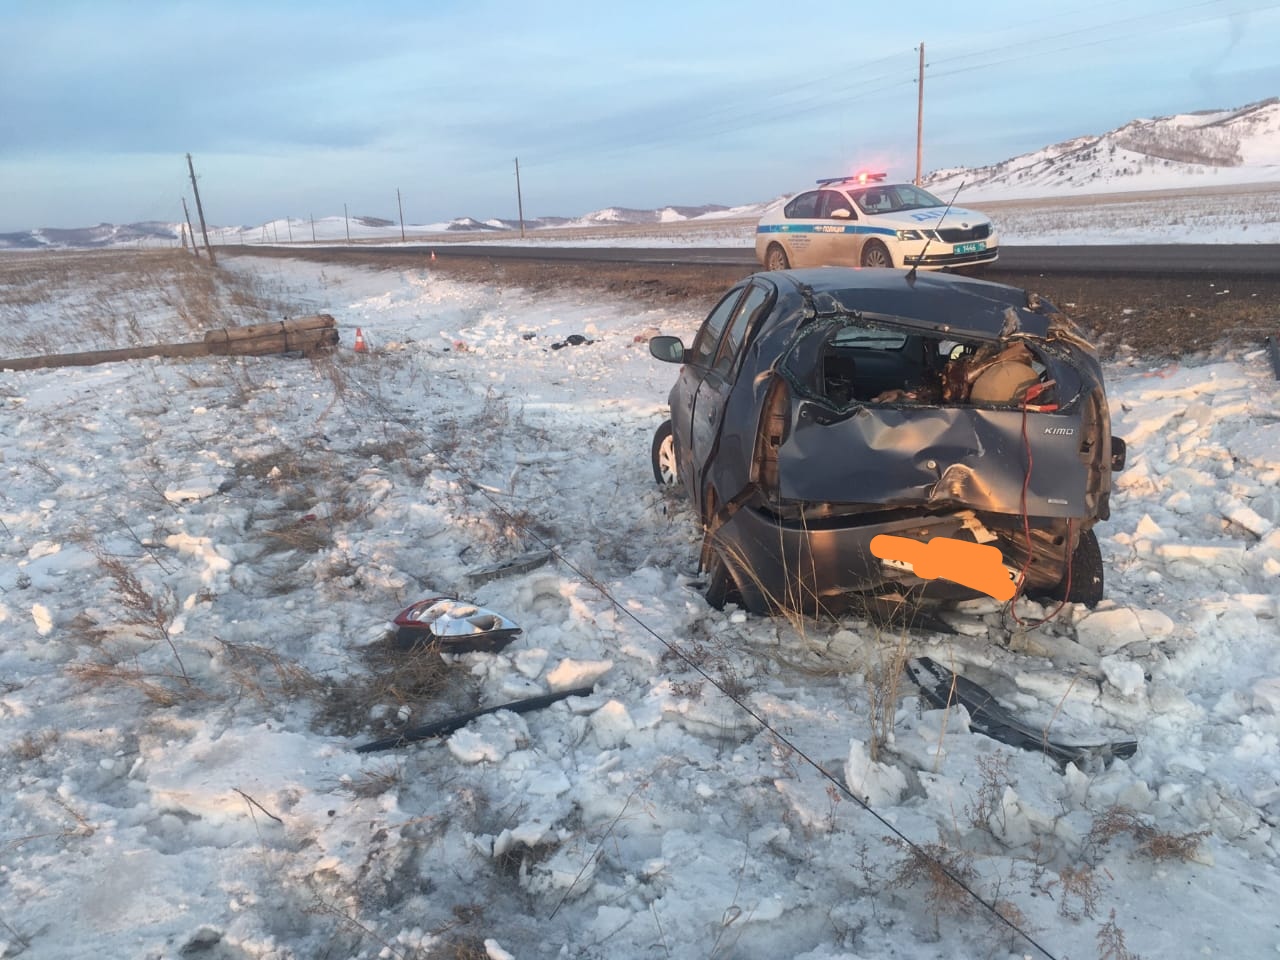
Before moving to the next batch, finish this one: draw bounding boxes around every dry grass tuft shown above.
[317,637,461,736]
[1086,805,1210,863]
[1052,863,1103,921]
[66,661,205,707]
[216,638,324,705]
[336,763,405,799]
[1096,908,1144,960]
[965,753,1015,833]
[78,535,191,685]
[888,838,980,927]
[10,730,59,762]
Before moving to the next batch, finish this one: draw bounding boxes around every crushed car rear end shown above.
[701,269,1123,613]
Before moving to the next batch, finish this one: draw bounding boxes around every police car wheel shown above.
[861,241,892,268]
[765,244,790,271]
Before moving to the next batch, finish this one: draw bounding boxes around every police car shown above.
[755,173,998,272]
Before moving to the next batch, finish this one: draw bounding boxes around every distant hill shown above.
[924,97,1280,200]
[0,221,181,250]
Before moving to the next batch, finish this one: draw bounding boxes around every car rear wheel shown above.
[1044,527,1104,608]
[861,240,892,268]
[765,243,790,271]
[651,420,677,486]
[702,542,744,611]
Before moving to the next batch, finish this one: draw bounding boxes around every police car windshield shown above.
[850,184,945,214]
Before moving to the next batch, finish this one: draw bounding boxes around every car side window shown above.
[712,282,771,375]
[784,191,819,219]
[688,287,746,368]
[817,191,853,219]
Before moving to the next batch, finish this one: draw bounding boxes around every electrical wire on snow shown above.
[334,364,1063,960]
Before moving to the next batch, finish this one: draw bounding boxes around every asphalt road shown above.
[276,243,1280,277]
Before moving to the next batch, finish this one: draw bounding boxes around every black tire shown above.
[861,240,893,268]
[702,543,742,610]
[765,243,790,271]
[651,420,677,486]
[1048,528,1104,607]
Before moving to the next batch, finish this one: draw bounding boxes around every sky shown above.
[2,0,1280,232]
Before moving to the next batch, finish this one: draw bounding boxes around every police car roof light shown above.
[816,172,887,186]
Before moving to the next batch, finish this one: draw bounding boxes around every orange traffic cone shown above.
[430,250,436,262]
[354,327,368,353]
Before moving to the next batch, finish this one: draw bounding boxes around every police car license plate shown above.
[954,241,986,255]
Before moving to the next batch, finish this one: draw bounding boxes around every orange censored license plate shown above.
[869,535,1017,602]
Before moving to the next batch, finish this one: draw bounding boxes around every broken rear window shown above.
[781,317,1053,410]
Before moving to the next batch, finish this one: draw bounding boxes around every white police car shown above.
[755,173,998,272]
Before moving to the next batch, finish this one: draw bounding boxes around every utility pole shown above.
[915,43,925,186]
[181,197,199,258]
[397,188,406,241]
[514,157,525,239]
[310,213,316,243]
[344,203,350,243]
[286,218,293,242]
[185,153,216,264]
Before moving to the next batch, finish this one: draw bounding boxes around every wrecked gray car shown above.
[649,267,1126,615]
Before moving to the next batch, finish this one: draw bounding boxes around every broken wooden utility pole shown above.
[181,198,199,257]
[397,188,406,241]
[344,203,351,242]
[1,316,339,373]
[186,153,216,264]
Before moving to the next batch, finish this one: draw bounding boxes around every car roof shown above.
[758,267,1057,341]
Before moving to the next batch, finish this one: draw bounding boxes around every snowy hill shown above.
[925,97,1280,200]
[0,221,182,250]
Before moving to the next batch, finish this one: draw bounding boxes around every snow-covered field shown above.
[2,253,1279,960]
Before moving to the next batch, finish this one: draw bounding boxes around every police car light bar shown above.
[816,172,887,186]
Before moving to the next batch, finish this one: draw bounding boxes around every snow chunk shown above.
[163,532,232,583]
[1252,678,1280,714]
[844,738,907,806]
[163,477,223,503]
[1228,422,1280,470]
[447,712,528,763]
[27,540,60,560]
[31,603,53,636]
[589,699,635,748]
[1075,607,1174,654]
[1100,655,1146,698]
[546,657,611,691]
[1154,541,1248,566]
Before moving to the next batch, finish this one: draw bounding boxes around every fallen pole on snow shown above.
[1,314,339,373]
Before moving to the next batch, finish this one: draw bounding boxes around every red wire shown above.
[1008,384,1072,629]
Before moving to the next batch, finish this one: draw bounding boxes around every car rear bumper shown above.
[713,506,1026,610]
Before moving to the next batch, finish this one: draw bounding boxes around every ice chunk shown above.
[1075,607,1172,655]
[1252,678,1280,715]
[589,699,635,748]
[1100,655,1146,698]
[844,738,907,806]
[546,658,612,691]
[31,603,53,636]
[1228,423,1280,471]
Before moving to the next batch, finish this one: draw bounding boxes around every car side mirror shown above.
[649,335,685,364]
[830,208,851,220]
